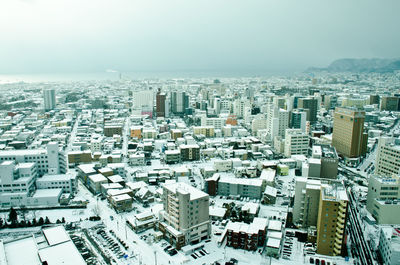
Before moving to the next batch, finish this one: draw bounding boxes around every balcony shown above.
[335,236,342,244]
[336,226,344,234]
[337,214,345,224]
[333,245,341,255]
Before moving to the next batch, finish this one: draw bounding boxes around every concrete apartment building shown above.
[180,144,200,161]
[193,126,215,137]
[217,177,264,199]
[159,182,210,249]
[43,89,56,111]
[332,107,368,158]
[366,174,400,224]
[0,142,66,176]
[316,183,348,256]
[284,129,309,157]
[221,218,268,251]
[375,137,400,177]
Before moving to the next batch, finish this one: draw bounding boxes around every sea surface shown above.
[0,70,297,84]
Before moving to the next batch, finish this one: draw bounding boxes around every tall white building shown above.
[43,89,56,111]
[159,182,210,249]
[133,90,154,109]
[284,129,309,157]
[378,227,400,265]
[0,142,66,176]
[366,174,400,224]
[376,137,400,177]
[266,104,289,140]
[252,116,268,136]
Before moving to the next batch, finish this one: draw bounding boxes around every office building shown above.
[378,227,400,265]
[284,129,309,157]
[133,90,154,110]
[291,109,307,132]
[156,88,167,117]
[43,89,56,111]
[375,137,400,177]
[159,182,210,249]
[366,175,400,224]
[316,183,348,256]
[380,96,399,111]
[332,107,368,158]
[298,97,318,124]
[171,91,189,116]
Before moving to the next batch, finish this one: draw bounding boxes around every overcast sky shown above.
[0,0,399,74]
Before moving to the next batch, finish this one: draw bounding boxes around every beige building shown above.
[193,126,215,137]
[375,137,400,177]
[332,107,368,158]
[284,129,309,157]
[316,183,348,256]
[159,182,210,249]
[366,175,400,224]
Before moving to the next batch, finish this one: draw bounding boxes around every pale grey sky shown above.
[0,0,399,74]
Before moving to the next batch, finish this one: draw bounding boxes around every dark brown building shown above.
[156,88,166,117]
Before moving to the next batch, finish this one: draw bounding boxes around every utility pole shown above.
[154,250,157,265]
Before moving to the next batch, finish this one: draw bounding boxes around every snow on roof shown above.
[108,174,124,183]
[126,181,147,191]
[33,188,62,198]
[209,206,227,218]
[219,177,263,187]
[264,185,277,197]
[163,182,208,201]
[111,193,132,202]
[0,149,46,156]
[268,220,282,231]
[107,188,131,197]
[101,183,123,190]
[267,231,283,240]
[89,174,107,183]
[43,226,70,246]
[77,164,96,174]
[260,169,275,182]
[266,237,281,249]
[3,237,40,265]
[37,174,75,182]
[38,240,86,265]
[242,202,259,215]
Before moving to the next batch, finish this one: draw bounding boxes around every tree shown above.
[61,217,66,223]
[32,218,37,226]
[38,217,44,226]
[44,216,51,224]
[56,219,61,224]
[8,207,18,223]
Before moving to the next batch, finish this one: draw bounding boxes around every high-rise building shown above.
[375,137,400,177]
[332,107,368,158]
[43,89,56,111]
[156,88,166,117]
[298,97,318,124]
[290,109,307,132]
[316,183,348,256]
[377,227,400,265]
[366,175,400,224]
[159,182,210,249]
[284,129,309,157]
[133,90,154,110]
[380,96,399,111]
[171,91,189,115]
[266,104,289,141]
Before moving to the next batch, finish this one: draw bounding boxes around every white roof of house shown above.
[89,174,107,183]
[111,193,132,202]
[43,226,70,246]
[266,237,281,249]
[209,206,227,218]
[268,220,282,231]
[33,188,63,198]
[38,241,86,265]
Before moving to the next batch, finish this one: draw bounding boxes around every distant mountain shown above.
[307,58,400,73]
